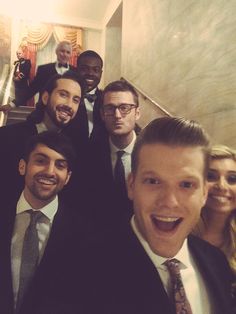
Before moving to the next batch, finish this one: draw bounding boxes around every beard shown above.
[45,104,73,129]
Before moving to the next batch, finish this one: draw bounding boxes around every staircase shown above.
[6,106,35,125]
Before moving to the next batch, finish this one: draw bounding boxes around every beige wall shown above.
[121,0,236,148]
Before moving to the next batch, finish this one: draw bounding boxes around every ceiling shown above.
[0,0,118,29]
[56,0,112,24]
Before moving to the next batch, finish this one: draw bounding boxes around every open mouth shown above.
[36,176,57,186]
[209,194,231,203]
[151,215,182,232]
[86,79,94,84]
[57,107,72,120]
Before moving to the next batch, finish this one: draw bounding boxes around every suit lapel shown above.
[0,199,18,313]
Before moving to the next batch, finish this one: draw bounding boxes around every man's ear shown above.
[64,171,72,186]
[41,91,49,106]
[127,173,135,201]
[135,107,141,121]
[19,159,26,176]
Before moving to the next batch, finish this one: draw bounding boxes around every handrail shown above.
[120,77,172,117]
[0,64,14,127]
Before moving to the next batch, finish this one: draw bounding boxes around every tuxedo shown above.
[78,222,234,314]
[14,62,77,107]
[13,59,31,104]
[77,88,106,143]
[0,195,91,314]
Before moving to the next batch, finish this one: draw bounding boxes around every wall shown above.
[122,0,236,147]
[103,3,122,86]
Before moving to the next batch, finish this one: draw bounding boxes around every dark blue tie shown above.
[114,150,127,197]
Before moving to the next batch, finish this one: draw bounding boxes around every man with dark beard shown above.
[0,131,90,314]
[0,71,84,202]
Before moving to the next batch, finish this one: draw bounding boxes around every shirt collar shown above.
[109,131,136,155]
[16,192,58,222]
[131,215,191,270]
[36,121,48,133]
[56,61,69,68]
[86,87,97,95]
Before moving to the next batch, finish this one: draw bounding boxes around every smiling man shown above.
[0,131,88,314]
[76,50,105,140]
[0,41,77,113]
[0,71,83,202]
[79,117,235,314]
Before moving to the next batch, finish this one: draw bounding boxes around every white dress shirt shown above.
[55,61,70,75]
[84,87,97,136]
[11,192,58,307]
[109,131,136,180]
[131,216,214,314]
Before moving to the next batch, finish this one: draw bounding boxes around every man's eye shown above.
[144,178,160,185]
[73,97,80,104]
[207,171,218,182]
[59,91,67,98]
[56,161,68,170]
[180,181,194,189]
[35,158,45,164]
[93,67,101,73]
[227,174,236,185]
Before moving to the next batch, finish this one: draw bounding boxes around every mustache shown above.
[35,173,58,184]
[57,105,73,116]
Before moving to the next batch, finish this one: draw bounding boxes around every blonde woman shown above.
[194,144,236,302]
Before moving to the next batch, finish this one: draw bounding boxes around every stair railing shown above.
[120,77,172,117]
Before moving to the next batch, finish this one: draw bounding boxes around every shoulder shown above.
[37,63,55,72]
[69,64,77,72]
[188,235,232,274]
[0,121,36,139]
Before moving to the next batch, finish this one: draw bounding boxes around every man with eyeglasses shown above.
[89,80,141,230]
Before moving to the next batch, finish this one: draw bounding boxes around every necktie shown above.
[16,210,42,311]
[84,93,97,103]
[164,259,192,314]
[114,150,127,197]
[58,63,68,68]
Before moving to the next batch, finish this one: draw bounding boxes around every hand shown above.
[0,104,12,113]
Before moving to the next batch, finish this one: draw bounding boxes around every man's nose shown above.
[114,107,122,118]
[45,162,56,174]
[158,187,179,208]
[214,177,228,190]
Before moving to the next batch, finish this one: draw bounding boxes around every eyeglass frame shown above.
[102,103,139,116]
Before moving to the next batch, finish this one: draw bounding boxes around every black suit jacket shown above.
[14,62,77,107]
[0,194,92,314]
[78,223,234,314]
[76,88,106,143]
[87,133,133,231]
[13,59,31,89]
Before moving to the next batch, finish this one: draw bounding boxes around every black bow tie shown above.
[58,63,68,68]
[84,93,97,103]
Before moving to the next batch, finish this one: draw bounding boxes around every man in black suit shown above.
[0,131,89,314]
[89,80,141,228]
[79,117,234,314]
[13,47,31,105]
[76,50,105,141]
[0,41,77,112]
[0,71,84,202]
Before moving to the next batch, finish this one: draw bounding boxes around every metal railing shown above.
[120,77,172,117]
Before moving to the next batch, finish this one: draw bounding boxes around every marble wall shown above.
[122,0,236,147]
